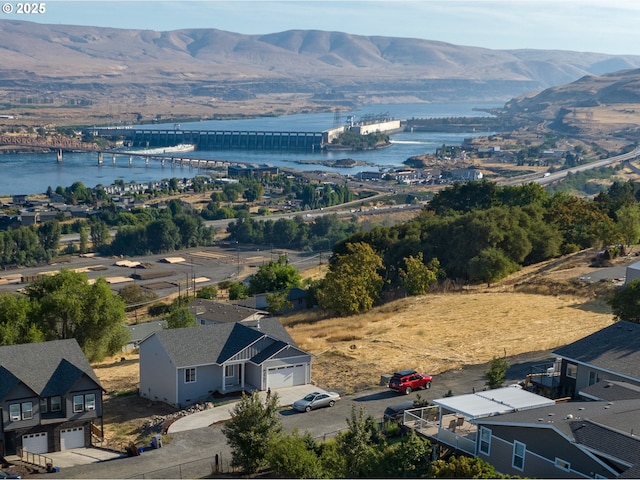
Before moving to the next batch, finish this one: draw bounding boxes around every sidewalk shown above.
[168,384,322,433]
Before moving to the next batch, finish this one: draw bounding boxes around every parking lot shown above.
[0,244,325,298]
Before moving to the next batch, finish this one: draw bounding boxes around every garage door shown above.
[267,364,306,389]
[61,427,85,450]
[22,432,48,454]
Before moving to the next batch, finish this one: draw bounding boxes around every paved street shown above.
[39,349,555,479]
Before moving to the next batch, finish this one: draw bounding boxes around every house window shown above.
[9,404,20,421]
[225,364,236,377]
[21,402,33,420]
[566,363,577,379]
[40,398,48,414]
[555,458,571,471]
[85,393,96,411]
[479,427,491,455]
[588,371,599,386]
[73,395,84,413]
[51,396,61,412]
[185,368,196,383]
[512,441,526,471]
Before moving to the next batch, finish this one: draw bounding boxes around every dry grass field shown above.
[91,248,626,447]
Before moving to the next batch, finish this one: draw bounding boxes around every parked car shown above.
[383,400,415,423]
[0,471,22,480]
[388,369,432,394]
[293,391,341,412]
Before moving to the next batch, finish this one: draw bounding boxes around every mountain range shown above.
[4,20,640,106]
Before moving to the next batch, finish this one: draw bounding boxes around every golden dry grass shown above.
[283,291,613,393]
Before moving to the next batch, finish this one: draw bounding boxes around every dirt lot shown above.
[91,248,625,448]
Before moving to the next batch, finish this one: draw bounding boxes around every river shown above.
[0,102,501,196]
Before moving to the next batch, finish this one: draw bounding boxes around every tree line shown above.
[313,180,640,316]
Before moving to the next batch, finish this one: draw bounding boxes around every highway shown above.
[501,146,640,186]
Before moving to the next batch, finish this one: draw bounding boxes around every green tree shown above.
[196,285,218,299]
[26,270,127,361]
[265,290,293,315]
[37,220,61,253]
[228,281,249,300]
[469,247,520,286]
[0,293,43,345]
[248,255,301,295]
[485,356,509,389]
[428,455,501,478]
[616,203,640,249]
[222,391,282,474]
[400,252,442,296]
[266,430,325,479]
[335,405,381,478]
[376,430,431,477]
[165,305,196,329]
[608,279,640,323]
[78,225,89,254]
[317,242,384,316]
[89,219,111,250]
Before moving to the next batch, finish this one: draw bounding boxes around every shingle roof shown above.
[145,317,301,368]
[0,339,102,399]
[580,380,640,401]
[553,321,640,380]
[476,399,640,469]
[189,299,264,324]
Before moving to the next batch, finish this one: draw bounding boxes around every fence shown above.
[127,453,240,479]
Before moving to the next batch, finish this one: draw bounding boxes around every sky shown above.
[3,0,640,56]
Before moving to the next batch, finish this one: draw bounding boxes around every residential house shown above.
[237,287,310,313]
[473,399,640,478]
[552,321,640,398]
[138,318,312,408]
[0,339,104,455]
[405,386,554,458]
[124,320,167,352]
[188,298,266,326]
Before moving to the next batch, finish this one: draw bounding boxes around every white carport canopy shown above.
[432,385,555,420]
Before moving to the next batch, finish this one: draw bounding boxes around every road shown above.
[45,349,555,479]
[501,146,640,186]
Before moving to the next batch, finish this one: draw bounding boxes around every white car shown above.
[292,391,341,412]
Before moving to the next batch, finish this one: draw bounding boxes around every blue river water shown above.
[0,102,501,196]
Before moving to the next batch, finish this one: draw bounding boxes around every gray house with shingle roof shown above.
[474,398,640,478]
[0,339,104,456]
[553,321,640,398]
[138,318,311,408]
[188,298,266,325]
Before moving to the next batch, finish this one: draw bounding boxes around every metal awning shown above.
[432,385,556,420]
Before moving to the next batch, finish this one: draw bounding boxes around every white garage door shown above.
[22,432,48,454]
[267,364,306,389]
[61,427,85,450]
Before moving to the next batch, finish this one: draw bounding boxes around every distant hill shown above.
[4,20,640,124]
[500,68,640,141]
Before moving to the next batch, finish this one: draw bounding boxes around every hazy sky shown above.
[6,0,640,56]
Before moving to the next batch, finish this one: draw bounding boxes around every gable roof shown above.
[189,298,265,323]
[0,339,102,398]
[143,317,302,368]
[553,321,640,381]
[476,399,640,474]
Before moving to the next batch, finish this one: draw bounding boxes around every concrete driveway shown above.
[168,384,324,433]
[21,384,325,471]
